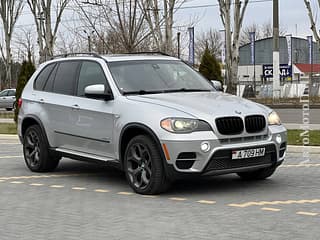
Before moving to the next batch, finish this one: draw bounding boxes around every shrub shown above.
[199,48,222,82]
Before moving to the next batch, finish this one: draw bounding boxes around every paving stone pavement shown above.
[0,137,319,240]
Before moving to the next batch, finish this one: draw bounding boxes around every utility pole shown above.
[272,0,280,100]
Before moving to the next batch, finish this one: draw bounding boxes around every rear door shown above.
[6,90,16,109]
[35,60,81,149]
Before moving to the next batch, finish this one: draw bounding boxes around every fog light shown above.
[276,134,282,144]
[200,142,210,152]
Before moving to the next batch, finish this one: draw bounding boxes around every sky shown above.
[4,0,319,55]
[175,0,315,38]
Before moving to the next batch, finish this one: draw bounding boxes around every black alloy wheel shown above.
[23,125,60,172]
[124,135,170,195]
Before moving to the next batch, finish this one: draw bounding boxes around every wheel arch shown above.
[21,115,50,146]
[119,123,167,170]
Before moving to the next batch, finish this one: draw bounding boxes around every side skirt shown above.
[53,147,122,169]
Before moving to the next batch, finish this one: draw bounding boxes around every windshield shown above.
[108,60,214,94]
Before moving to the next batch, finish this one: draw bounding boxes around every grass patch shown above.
[0,123,17,134]
[0,112,14,119]
[287,130,320,146]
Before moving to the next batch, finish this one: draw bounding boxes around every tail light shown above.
[18,98,23,108]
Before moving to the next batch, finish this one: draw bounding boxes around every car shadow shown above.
[53,158,282,195]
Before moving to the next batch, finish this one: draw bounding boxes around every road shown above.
[274,109,320,124]
[0,135,319,240]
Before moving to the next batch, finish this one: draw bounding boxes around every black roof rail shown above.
[123,51,173,57]
[50,52,103,60]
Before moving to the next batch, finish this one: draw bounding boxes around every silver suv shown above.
[18,53,287,194]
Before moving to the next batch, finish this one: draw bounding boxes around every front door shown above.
[68,60,115,158]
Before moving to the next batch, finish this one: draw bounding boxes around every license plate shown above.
[232,148,265,160]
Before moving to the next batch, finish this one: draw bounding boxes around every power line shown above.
[3,0,273,30]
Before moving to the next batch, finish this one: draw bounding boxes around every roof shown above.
[102,54,178,62]
[295,63,320,73]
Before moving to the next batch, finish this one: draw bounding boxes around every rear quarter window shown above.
[34,63,56,91]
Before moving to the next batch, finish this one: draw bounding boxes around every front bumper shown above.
[160,125,287,178]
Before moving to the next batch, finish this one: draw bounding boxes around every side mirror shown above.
[210,80,223,92]
[84,84,113,100]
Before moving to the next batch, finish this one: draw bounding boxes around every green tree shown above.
[14,56,35,123]
[199,48,222,82]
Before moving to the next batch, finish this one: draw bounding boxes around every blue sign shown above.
[250,32,255,65]
[307,36,313,64]
[263,64,292,78]
[188,27,195,66]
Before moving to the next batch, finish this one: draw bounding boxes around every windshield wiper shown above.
[163,88,212,93]
[123,88,212,95]
[122,90,164,95]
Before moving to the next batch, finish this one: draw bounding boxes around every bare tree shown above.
[14,28,36,62]
[240,23,261,46]
[0,0,24,89]
[304,0,320,48]
[139,0,186,54]
[27,0,70,63]
[195,28,222,63]
[76,0,152,53]
[240,22,287,46]
[218,0,249,94]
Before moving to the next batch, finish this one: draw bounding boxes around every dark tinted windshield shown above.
[108,60,214,94]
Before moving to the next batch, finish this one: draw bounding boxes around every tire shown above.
[124,135,171,195]
[237,166,277,180]
[23,125,60,172]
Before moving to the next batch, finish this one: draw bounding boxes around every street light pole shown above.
[177,32,181,58]
[273,0,280,100]
[84,30,94,52]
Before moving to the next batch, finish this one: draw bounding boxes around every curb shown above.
[287,145,320,154]
[0,134,19,138]
[0,119,14,124]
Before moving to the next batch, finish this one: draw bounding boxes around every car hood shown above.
[126,91,271,120]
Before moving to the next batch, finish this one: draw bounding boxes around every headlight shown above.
[268,111,281,125]
[160,118,212,133]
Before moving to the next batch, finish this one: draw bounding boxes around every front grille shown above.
[204,145,276,172]
[215,117,244,135]
[245,115,266,133]
[220,134,269,144]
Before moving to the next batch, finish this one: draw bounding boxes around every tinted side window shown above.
[77,61,107,97]
[34,63,56,91]
[44,64,58,92]
[0,90,8,97]
[53,61,80,95]
[8,90,15,96]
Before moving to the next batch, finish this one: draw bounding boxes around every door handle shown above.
[71,104,80,110]
[39,99,45,104]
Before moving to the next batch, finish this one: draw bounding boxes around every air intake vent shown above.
[215,117,244,135]
[245,115,266,133]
